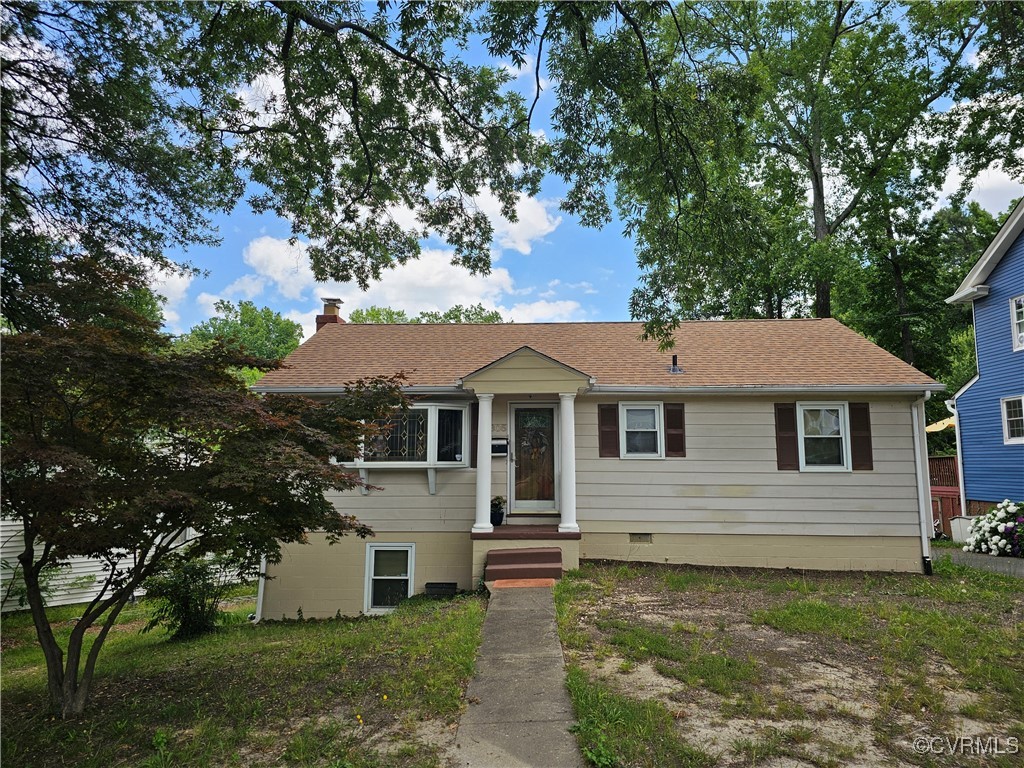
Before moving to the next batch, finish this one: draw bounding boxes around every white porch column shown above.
[472,393,495,533]
[558,392,580,533]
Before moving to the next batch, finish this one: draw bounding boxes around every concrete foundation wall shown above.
[261,531,924,619]
[580,532,924,573]
[260,531,472,620]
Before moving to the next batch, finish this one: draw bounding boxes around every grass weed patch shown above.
[2,594,484,768]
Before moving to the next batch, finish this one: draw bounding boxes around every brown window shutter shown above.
[849,402,873,470]
[665,403,686,457]
[470,403,479,468]
[774,403,799,470]
[598,404,619,457]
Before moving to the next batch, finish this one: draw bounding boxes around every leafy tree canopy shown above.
[1,319,404,717]
[1,0,548,330]
[181,300,303,360]
[347,306,413,324]
[349,303,507,324]
[606,2,1022,338]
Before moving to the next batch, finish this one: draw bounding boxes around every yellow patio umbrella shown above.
[925,416,956,432]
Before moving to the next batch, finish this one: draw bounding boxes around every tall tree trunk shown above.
[18,536,66,713]
[885,217,915,365]
[809,149,832,318]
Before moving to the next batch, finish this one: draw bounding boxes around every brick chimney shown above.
[316,298,345,332]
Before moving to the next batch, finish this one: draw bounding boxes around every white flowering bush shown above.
[963,500,1023,558]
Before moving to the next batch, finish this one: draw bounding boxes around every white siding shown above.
[576,396,922,537]
[1,519,108,612]
[331,394,922,539]
[329,468,477,532]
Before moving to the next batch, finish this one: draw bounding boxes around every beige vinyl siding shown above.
[575,396,922,538]
[339,394,513,530]
[260,531,472,619]
[463,348,589,394]
[327,469,476,532]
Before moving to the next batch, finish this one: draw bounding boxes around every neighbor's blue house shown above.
[947,199,1024,514]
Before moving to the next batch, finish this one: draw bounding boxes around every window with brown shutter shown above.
[665,403,686,457]
[774,403,799,470]
[849,402,873,470]
[598,404,619,457]
[470,402,479,468]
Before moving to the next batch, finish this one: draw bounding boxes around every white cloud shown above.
[939,164,1024,215]
[500,55,551,92]
[195,291,221,318]
[473,192,562,255]
[223,273,268,299]
[150,268,193,331]
[233,226,597,338]
[502,299,583,323]
[566,281,599,295]
[243,236,311,301]
[241,240,518,338]
[236,72,285,120]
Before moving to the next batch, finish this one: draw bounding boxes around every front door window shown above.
[513,406,556,510]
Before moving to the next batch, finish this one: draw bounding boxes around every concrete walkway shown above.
[449,582,584,768]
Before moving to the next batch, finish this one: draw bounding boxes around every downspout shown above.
[254,554,267,623]
[911,392,933,575]
[946,398,967,517]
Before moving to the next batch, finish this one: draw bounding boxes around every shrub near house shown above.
[963,500,1024,557]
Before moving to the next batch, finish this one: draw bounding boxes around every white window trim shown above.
[355,404,470,468]
[1002,395,1024,445]
[796,402,852,472]
[618,401,665,459]
[1011,295,1024,352]
[364,543,415,615]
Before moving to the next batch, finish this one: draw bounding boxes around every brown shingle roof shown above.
[256,319,940,390]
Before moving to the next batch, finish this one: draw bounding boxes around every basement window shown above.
[365,544,415,614]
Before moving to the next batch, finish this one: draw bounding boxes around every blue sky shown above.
[154,49,1023,342]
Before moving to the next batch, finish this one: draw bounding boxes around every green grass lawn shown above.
[1,591,485,768]
[556,555,1024,768]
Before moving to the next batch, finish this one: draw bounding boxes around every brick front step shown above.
[483,562,564,581]
[485,547,562,566]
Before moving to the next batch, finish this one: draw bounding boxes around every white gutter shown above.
[911,392,933,574]
[251,385,467,396]
[946,285,990,305]
[254,554,267,623]
[588,384,945,395]
[256,383,944,397]
[942,397,966,518]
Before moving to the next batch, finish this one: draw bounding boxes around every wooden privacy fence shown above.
[929,455,958,487]
[928,455,961,538]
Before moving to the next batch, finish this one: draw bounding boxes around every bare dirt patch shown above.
[562,562,1024,768]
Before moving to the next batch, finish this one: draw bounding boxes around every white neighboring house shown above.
[1,519,105,611]
[1,520,198,612]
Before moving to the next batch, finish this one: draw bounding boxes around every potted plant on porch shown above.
[490,496,506,527]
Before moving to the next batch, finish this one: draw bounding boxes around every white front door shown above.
[509,404,558,513]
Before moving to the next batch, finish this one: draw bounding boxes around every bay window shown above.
[361,404,469,466]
